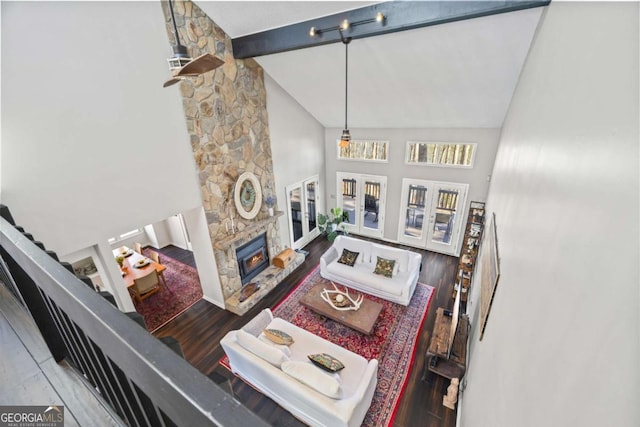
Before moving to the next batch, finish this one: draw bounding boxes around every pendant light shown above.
[307,13,387,147]
[339,34,352,148]
[163,0,224,88]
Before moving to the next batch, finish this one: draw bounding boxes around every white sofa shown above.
[320,235,422,306]
[220,308,378,427]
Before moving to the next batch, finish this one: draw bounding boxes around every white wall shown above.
[264,74,326,248]
[146,221,170,249]
[1,2,203,256]
[166,215,189,250]
[324,127,500,244]
[182,206,224,308]
[143,217,190,250]
[462,3,639,427]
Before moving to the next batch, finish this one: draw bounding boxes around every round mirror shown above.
[234,172,263,219]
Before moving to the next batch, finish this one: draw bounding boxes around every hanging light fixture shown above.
[308,12,385,38]
[163,0,224,88]
[308,13,386,148]
[339,33,352,149]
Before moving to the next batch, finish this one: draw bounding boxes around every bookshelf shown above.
[453,201,485,302]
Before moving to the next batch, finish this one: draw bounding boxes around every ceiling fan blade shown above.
[163,77,182,88]
[175,53,224,77]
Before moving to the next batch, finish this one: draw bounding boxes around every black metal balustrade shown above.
[342,178,357,197]
[0,205,267,427]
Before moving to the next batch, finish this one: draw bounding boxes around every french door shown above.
[285,176,320,249]
[398,179,468,256]
[336,172,387,239]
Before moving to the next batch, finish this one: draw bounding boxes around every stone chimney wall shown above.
[162,0,282,300]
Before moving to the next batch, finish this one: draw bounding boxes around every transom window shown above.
[338,139,389,162]
[107,228,143,244]
[406,141,476,168]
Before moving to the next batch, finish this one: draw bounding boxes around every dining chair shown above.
[148,250,169,289]
[129,270,162,304]
[134,242,143,254]
[148,250,160,264]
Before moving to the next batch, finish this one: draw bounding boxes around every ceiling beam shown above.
[231,1,550,59]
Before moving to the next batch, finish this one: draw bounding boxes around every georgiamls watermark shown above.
[0,405,64,427]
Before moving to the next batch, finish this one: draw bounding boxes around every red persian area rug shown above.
[221,265,434,427]
[133,251,203,332]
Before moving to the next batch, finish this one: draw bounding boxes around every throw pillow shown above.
[337,248,359,267]
[258,334,292,357]
[241,309,272,336]
[236,329,290,368]
[373,256,395,278]
[307,353,345,372]
[371,246,409,273]
[281,361,342,399]
[262,328,294,346]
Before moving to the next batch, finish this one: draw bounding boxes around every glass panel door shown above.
[359,176,386,239]
[430,188,459,245]
[398,179,468,256]
[286,176,320,249]
[338,175,359,230]
[398,180,428,246]
[425,182,468,255]
[287,185,303,246]
[306,181,317,235]
[336,172,386,238]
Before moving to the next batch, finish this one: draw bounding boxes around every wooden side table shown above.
[424,308,469,380]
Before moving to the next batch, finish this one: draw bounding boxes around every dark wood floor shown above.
[152,245,197,269]
[154,238,459,427]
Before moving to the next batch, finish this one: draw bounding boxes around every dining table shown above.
[112,246,166,289]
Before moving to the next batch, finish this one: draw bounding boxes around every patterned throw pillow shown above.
[337,248,359,267]
[373,256,395,278]
[307,353,345,372]
[263,328,294,345]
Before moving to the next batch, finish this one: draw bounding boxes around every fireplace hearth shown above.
[214,214,305,315]
[236,233,269,285]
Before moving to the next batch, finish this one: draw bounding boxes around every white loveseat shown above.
[320,235,422,306]
[220,308,378,427]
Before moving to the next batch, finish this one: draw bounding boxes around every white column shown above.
[182,206,225,308]
[94,240,135,312]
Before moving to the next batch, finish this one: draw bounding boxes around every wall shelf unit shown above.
[453,201,485,302]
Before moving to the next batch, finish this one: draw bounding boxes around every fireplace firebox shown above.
[236,233,269,285]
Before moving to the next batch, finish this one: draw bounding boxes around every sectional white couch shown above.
[220,308,378,427]
[320,235,422,306]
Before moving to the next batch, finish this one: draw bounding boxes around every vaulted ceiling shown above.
[196,1,544,129]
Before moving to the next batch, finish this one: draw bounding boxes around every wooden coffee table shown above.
[300,282,383,335]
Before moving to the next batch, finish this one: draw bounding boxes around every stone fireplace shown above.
[164,0,305,315]
[212,214,304,315]
[213,217,281,299]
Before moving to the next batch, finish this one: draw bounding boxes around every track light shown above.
[309,12,386,38]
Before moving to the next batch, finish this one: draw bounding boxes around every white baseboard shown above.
[456,385,464,427]
[201,294,225,309]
